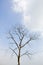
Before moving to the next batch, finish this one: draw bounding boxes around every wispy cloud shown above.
[0,51,43,65]
[30,52,43,65]
[11,0,43,31]
[0,52,18,65]
[11,0,27,13]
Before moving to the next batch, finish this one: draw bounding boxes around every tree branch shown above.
[19,34,24,48]
[21,51,27,57]
[14,30,21,40]
[9,47,18,57]
[21,38,31,48]
[9,31,19,49]
[21,51,32,58]
[14,47,17,50]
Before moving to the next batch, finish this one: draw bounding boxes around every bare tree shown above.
[8,25,39,65]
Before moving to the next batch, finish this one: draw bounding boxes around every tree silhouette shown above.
[8,25,38,65]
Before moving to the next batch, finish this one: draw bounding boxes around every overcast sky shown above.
[0,0,43,65]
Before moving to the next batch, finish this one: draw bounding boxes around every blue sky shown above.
[0,0,43,65]
[0,0,22,49]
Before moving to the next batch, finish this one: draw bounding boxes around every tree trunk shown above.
[18,55,20,65]
[18,49,20,65]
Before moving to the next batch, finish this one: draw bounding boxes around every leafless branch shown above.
[9,47,18,57]
[16,25,26,37]
[9,31,19,49]
[21,34,38,48]
[21,51,28,57]
[14,30,21,40]
[21,51,32,58]
[21,38,31,48]
[19,34,24,48]
[14,47,17,50]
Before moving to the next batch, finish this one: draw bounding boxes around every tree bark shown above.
[18,55,20,65]
[18,49,20,65]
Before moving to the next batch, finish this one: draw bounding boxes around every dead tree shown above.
[8,25,38,65]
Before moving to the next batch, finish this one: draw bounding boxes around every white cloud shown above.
[0,51,43,65]
[30,52,43,65]
[0,52,17,65]
[11,0,27,12]
[11,0,43,31]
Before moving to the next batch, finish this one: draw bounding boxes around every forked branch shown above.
[21,38,31,48]
[21,51,32,58]
[9,31,19,49]
[9,47,18,57]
